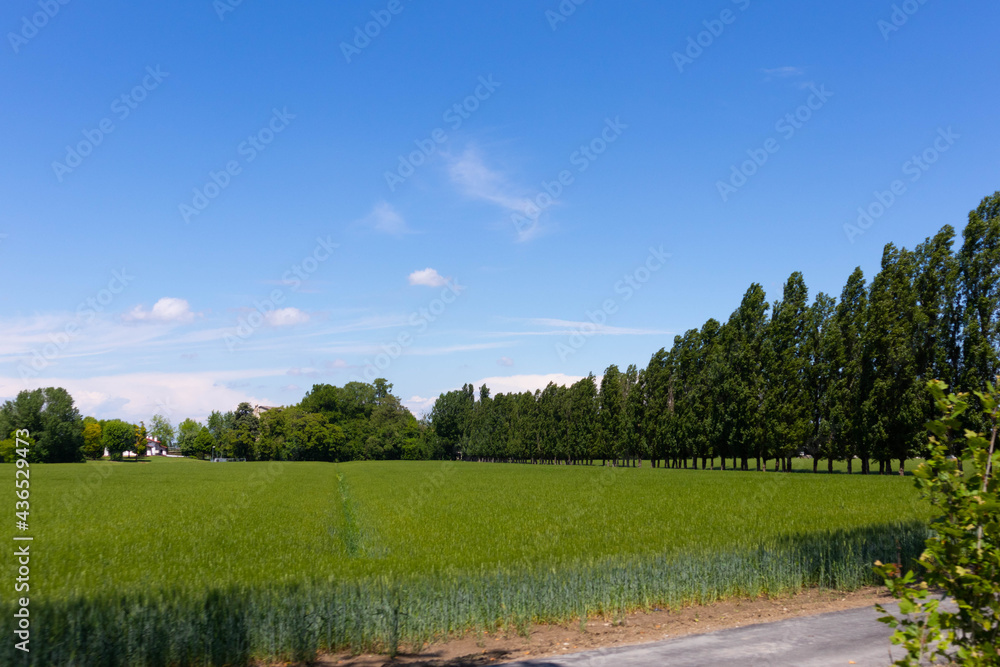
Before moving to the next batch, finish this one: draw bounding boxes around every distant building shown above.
[145,436,168,456]
[104,436,168,458]
[253,405,281,419]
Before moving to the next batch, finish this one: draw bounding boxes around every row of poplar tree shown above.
[429,192,1000,474]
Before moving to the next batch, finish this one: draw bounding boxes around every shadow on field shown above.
[397,649,514,666]
[4,521,929,666]
[321,648,516,666]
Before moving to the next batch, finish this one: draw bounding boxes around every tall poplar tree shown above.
[864,244,923,474]
[598,365,624,466]
[643,348,672,468]
[959,192,1000,419]
[804,292,837,471]
[832,267,869,472]
[726,284,769,470]
[764,272,812,471]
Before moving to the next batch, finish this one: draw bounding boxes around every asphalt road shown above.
[502,603,907,666]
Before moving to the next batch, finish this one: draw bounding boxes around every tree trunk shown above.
[828,457,834,473]
[898,458,905,476]
[812,457,819,473]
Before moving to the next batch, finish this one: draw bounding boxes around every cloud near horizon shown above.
[0,369,285,423]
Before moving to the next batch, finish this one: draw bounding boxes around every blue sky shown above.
[1,0,997,423]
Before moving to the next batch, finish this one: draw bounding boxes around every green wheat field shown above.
[6,458,932,665]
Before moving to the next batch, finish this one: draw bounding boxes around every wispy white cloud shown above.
[408,268,448,287]
[360,201,414,236]
[407,342,511,356]
[487,317,673,337]
[449,148,532,211]
[497,355,514,367]
[761,66,804,80]
[285,367,321,377]
[124,297,196,324]
[447,148,546,242]
[264,307,309,327]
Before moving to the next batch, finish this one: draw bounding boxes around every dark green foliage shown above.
[726,283,770,471]
[864,245,924,475]
[428,384,474,458]
[805,293,837,471]
[193,426,215,459]
[832,267,870,473]
[187,379,428,462]
[959,192,1000,430]
[177,418,206,458]
[0,387,84,462]
[764,272,812,470]
[139,381,420,463]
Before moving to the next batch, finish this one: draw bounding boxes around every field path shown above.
[502,602,907,666]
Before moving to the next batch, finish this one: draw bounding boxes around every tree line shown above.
[0,379,432,464]
[175,378,433,461]
[429,192,1000,474]
[0,387,170,462]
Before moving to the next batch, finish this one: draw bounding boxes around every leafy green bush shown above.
[101,419,133,461]
[876,379,1000,665]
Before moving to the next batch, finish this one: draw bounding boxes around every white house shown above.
[104,436,168,458]
[145,436,167,456]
